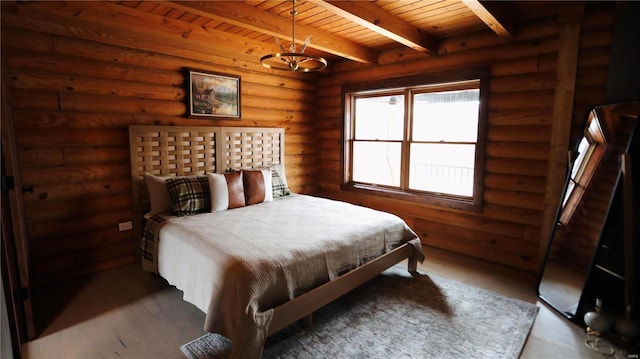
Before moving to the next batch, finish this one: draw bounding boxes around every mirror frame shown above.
[536,100,640,325]
[536,148,583,323]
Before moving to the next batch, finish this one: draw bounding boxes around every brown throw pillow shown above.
[243,170,265,205]
[224,171,245,209]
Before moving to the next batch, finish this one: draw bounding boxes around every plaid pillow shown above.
[271,165,290,198]
[165,176,211,216]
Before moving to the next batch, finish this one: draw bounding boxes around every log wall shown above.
[1,1,320,286]
[0,1,615,286]
[315,3,614,273]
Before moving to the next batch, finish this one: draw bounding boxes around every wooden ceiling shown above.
[112,0,567,68]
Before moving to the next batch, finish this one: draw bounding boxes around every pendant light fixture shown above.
[260,0,327,72]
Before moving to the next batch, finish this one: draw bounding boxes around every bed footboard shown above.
[266,242,416,336]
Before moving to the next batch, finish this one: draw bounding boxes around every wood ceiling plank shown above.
[164,8,186,20]
[392,0,451,18]
[128,1,159,13]
[256,1,290,14]
[289,2,326,22]
[116,1,138,9]
[379,0,430,14]
[313,0,437,54]
[148,3,174,16]
[191,16,212,27]
[1,1,302,76]
[178,12,200,23]
[404,2,467,23]
[307,15,352,29]
[168,0,378,64]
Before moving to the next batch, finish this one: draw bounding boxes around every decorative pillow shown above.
[208,173,230,212]
[271,164,291,198]
[144,172,172,215]
[165,176,211,216]
[225,171,245,209]
[261,168,273,202]
[207,169,273,212]
[243,170,267,205]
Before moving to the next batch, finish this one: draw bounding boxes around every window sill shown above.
[341,182,482,212]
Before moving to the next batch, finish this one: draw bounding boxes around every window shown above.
[559,109,607,225]
[342,70,488,211]
[563,132,595,207]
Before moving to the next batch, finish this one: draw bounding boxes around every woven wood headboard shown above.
[128,125,285,234]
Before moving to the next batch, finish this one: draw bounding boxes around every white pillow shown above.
[144,172,172,215]
[262,168,273,202]
[208,173,230,212]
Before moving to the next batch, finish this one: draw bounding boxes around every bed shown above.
[128,125,424,358]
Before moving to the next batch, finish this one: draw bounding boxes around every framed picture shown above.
[187,68,241,119]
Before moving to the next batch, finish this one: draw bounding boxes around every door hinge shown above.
[1,175,15,192]
[14,287,29,302]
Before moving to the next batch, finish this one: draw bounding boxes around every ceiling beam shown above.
[168,1,378,64]
[312,0,438,55]
[461,0,515,40]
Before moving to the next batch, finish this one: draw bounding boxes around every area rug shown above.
[180,265,538,359]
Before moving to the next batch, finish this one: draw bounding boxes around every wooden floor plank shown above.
[22,246,604,358]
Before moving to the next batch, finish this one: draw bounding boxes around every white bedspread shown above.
[156,194,423,358]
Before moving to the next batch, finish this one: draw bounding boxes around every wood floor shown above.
[21,246,607,359]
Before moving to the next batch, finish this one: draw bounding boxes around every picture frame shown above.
[186,68,241,119]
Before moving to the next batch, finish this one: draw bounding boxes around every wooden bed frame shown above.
[128,125,418,354]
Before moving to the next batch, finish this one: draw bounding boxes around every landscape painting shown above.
[187,69,240,118]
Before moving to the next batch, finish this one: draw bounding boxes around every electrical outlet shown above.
[118,221,133,232]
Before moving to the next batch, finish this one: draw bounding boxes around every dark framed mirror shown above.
[537,101,640,324]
